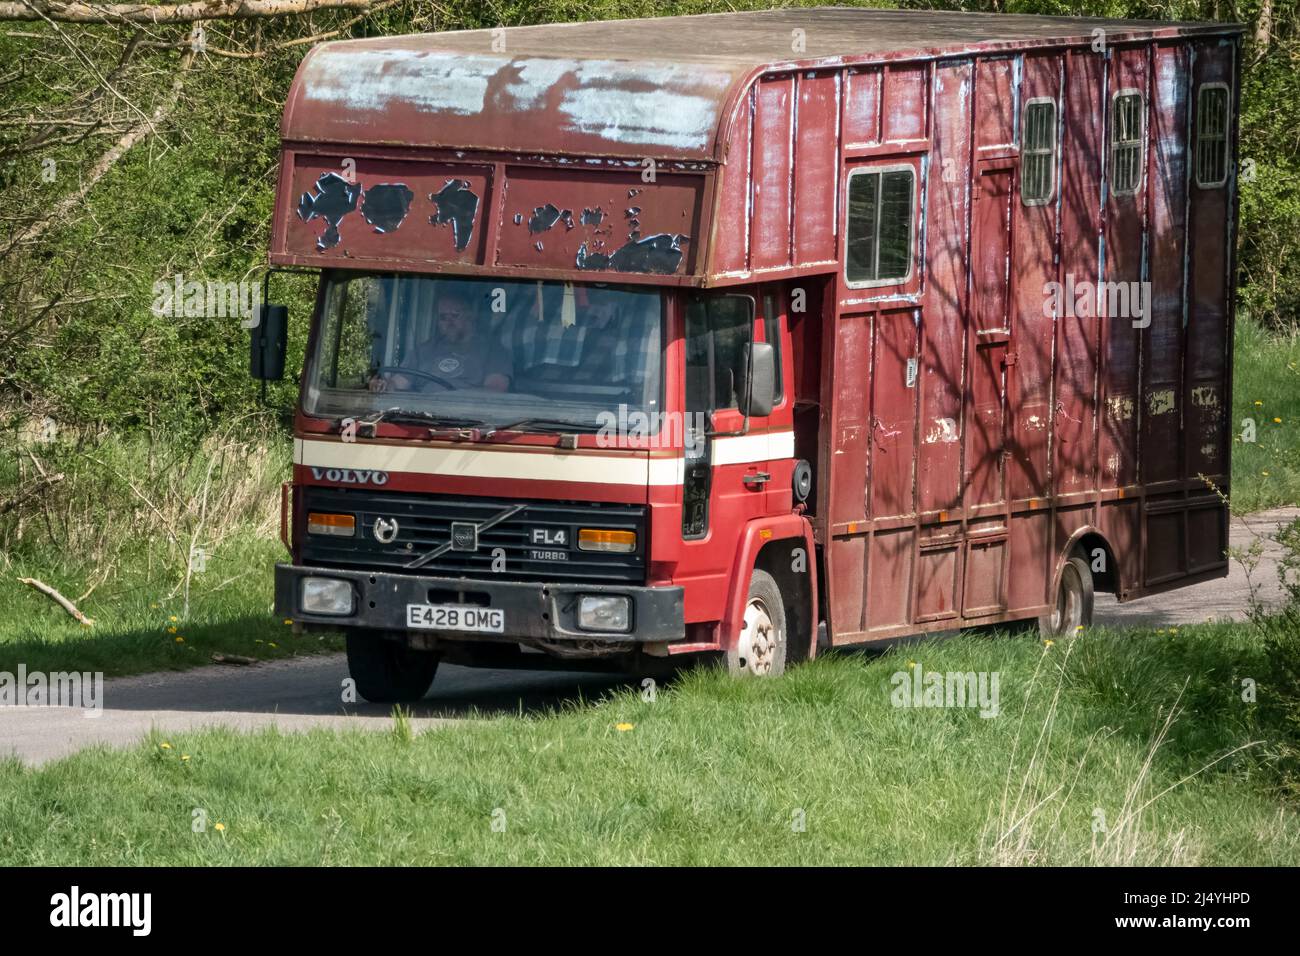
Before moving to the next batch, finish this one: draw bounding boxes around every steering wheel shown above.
[373,365,458,391]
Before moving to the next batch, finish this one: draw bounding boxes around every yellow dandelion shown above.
[181,755,191,761]
[283,619,293,626]
[1263,471,1271,477]
[907,660,917,669]
[150,603,159,609]
[169,615,178,622]
[159,742,172,750]
[1274,418,1283,424]
[1044,639,1055,647]
[1254,400,1263,407]
[175,636,185,643]
[268,642,278,649]
[214,822,225,832]
[167,626,177,634]
[254,639,264,644]
[615,722,635,732]
[1156,628,1165,634]
[1075,625,1084,632]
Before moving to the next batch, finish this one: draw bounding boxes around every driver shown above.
[370,289,512,393]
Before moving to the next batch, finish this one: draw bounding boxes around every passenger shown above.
[370,289,511,393]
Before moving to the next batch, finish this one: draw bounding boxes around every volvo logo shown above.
[449,521,478,552]
[373,516,400,544]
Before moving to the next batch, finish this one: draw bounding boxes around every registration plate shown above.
[406,604,504,633]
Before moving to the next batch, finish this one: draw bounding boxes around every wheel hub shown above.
[737,598,777,675]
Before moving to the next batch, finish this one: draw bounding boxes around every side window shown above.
[845,166,915,287]
[1021,98,1057,205]
[685,294,754,414]
[1110,91,1145,196]
[1195,83,1230,189]
[760,291,784,407]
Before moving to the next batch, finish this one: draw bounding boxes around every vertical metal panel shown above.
[967,162,1014,507]
[868,527,915,631]
[750,75,795,270]
[882,63,928,142]
[974,57,1016,148]
[1099,45,1149,489]
[1054,49,1104,496]
[713,88,754,275]
[1007,53,1061,501]
[918,60,972,514]
[1183,41,1232,485]
[1141,43,1190,486]
[793,72,840,264]
[869,308,920,518]
[843,67,882,145]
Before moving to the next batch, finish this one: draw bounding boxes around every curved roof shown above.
[282,7,1238,161]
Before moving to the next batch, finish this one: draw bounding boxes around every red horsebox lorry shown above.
[254,8,1241,702]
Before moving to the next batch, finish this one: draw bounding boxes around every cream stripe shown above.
[297,437,657,485]
[296,431,795,486]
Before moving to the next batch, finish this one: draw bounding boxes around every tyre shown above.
[1038,556,1094,638]
[345,630,439,703]
[725,568,788,677]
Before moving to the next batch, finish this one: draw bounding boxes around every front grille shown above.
[300,488,647,584]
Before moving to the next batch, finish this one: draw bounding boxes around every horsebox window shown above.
[1195,84,1230,188]
[1110,91,1145,196]
[1021,98,1057,205]
[845,166,915,287]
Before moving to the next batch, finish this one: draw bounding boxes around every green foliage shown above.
[0,0,1294,435]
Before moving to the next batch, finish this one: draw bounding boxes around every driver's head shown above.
[583,288,619,327]
[435,289,474,345]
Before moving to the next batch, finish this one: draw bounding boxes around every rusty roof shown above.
[282,6,1240,161]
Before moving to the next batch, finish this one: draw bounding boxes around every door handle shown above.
[743,471,771,489]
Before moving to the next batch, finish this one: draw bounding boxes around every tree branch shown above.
[0,0,377,23]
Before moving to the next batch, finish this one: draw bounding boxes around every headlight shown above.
[301,577,354,615]
[577,595,631,632]
[578,528,636,553]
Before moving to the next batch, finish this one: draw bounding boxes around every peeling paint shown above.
[297,172,360,251]
[575,233,688,274]
[581,207,604,226]
[360,183,414,234]
[429,179,479,251]
[923,417,958,444]
[528,203,563,234]
[1190,385,1220,409]
[1147,388,1176,416]
[1106,396,1135,422]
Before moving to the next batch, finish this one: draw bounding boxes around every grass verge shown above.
[1,620,1295,866]
[1230,316,1300,513]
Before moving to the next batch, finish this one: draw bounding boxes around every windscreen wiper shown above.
[354,408,487,437]
[482,417,603,438]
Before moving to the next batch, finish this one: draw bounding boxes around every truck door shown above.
[682,293,774,545]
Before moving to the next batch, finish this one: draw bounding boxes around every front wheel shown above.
[1038,556,1094,638]
[346,630,439,703]
[725,569,788,677]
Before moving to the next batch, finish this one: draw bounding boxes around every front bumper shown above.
[274,563,685,644]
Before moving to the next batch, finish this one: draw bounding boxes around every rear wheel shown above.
[725,569,788,677]
[1038,556,1094,638]
[346,630,439,703]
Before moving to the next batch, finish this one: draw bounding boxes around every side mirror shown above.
[250,304,288,381]
[742,341,775,418]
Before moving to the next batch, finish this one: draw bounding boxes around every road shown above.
[2,508,1294,766]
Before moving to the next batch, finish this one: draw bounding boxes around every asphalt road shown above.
[2,507,1294,766]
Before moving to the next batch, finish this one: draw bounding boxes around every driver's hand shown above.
[367,374,390,394]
